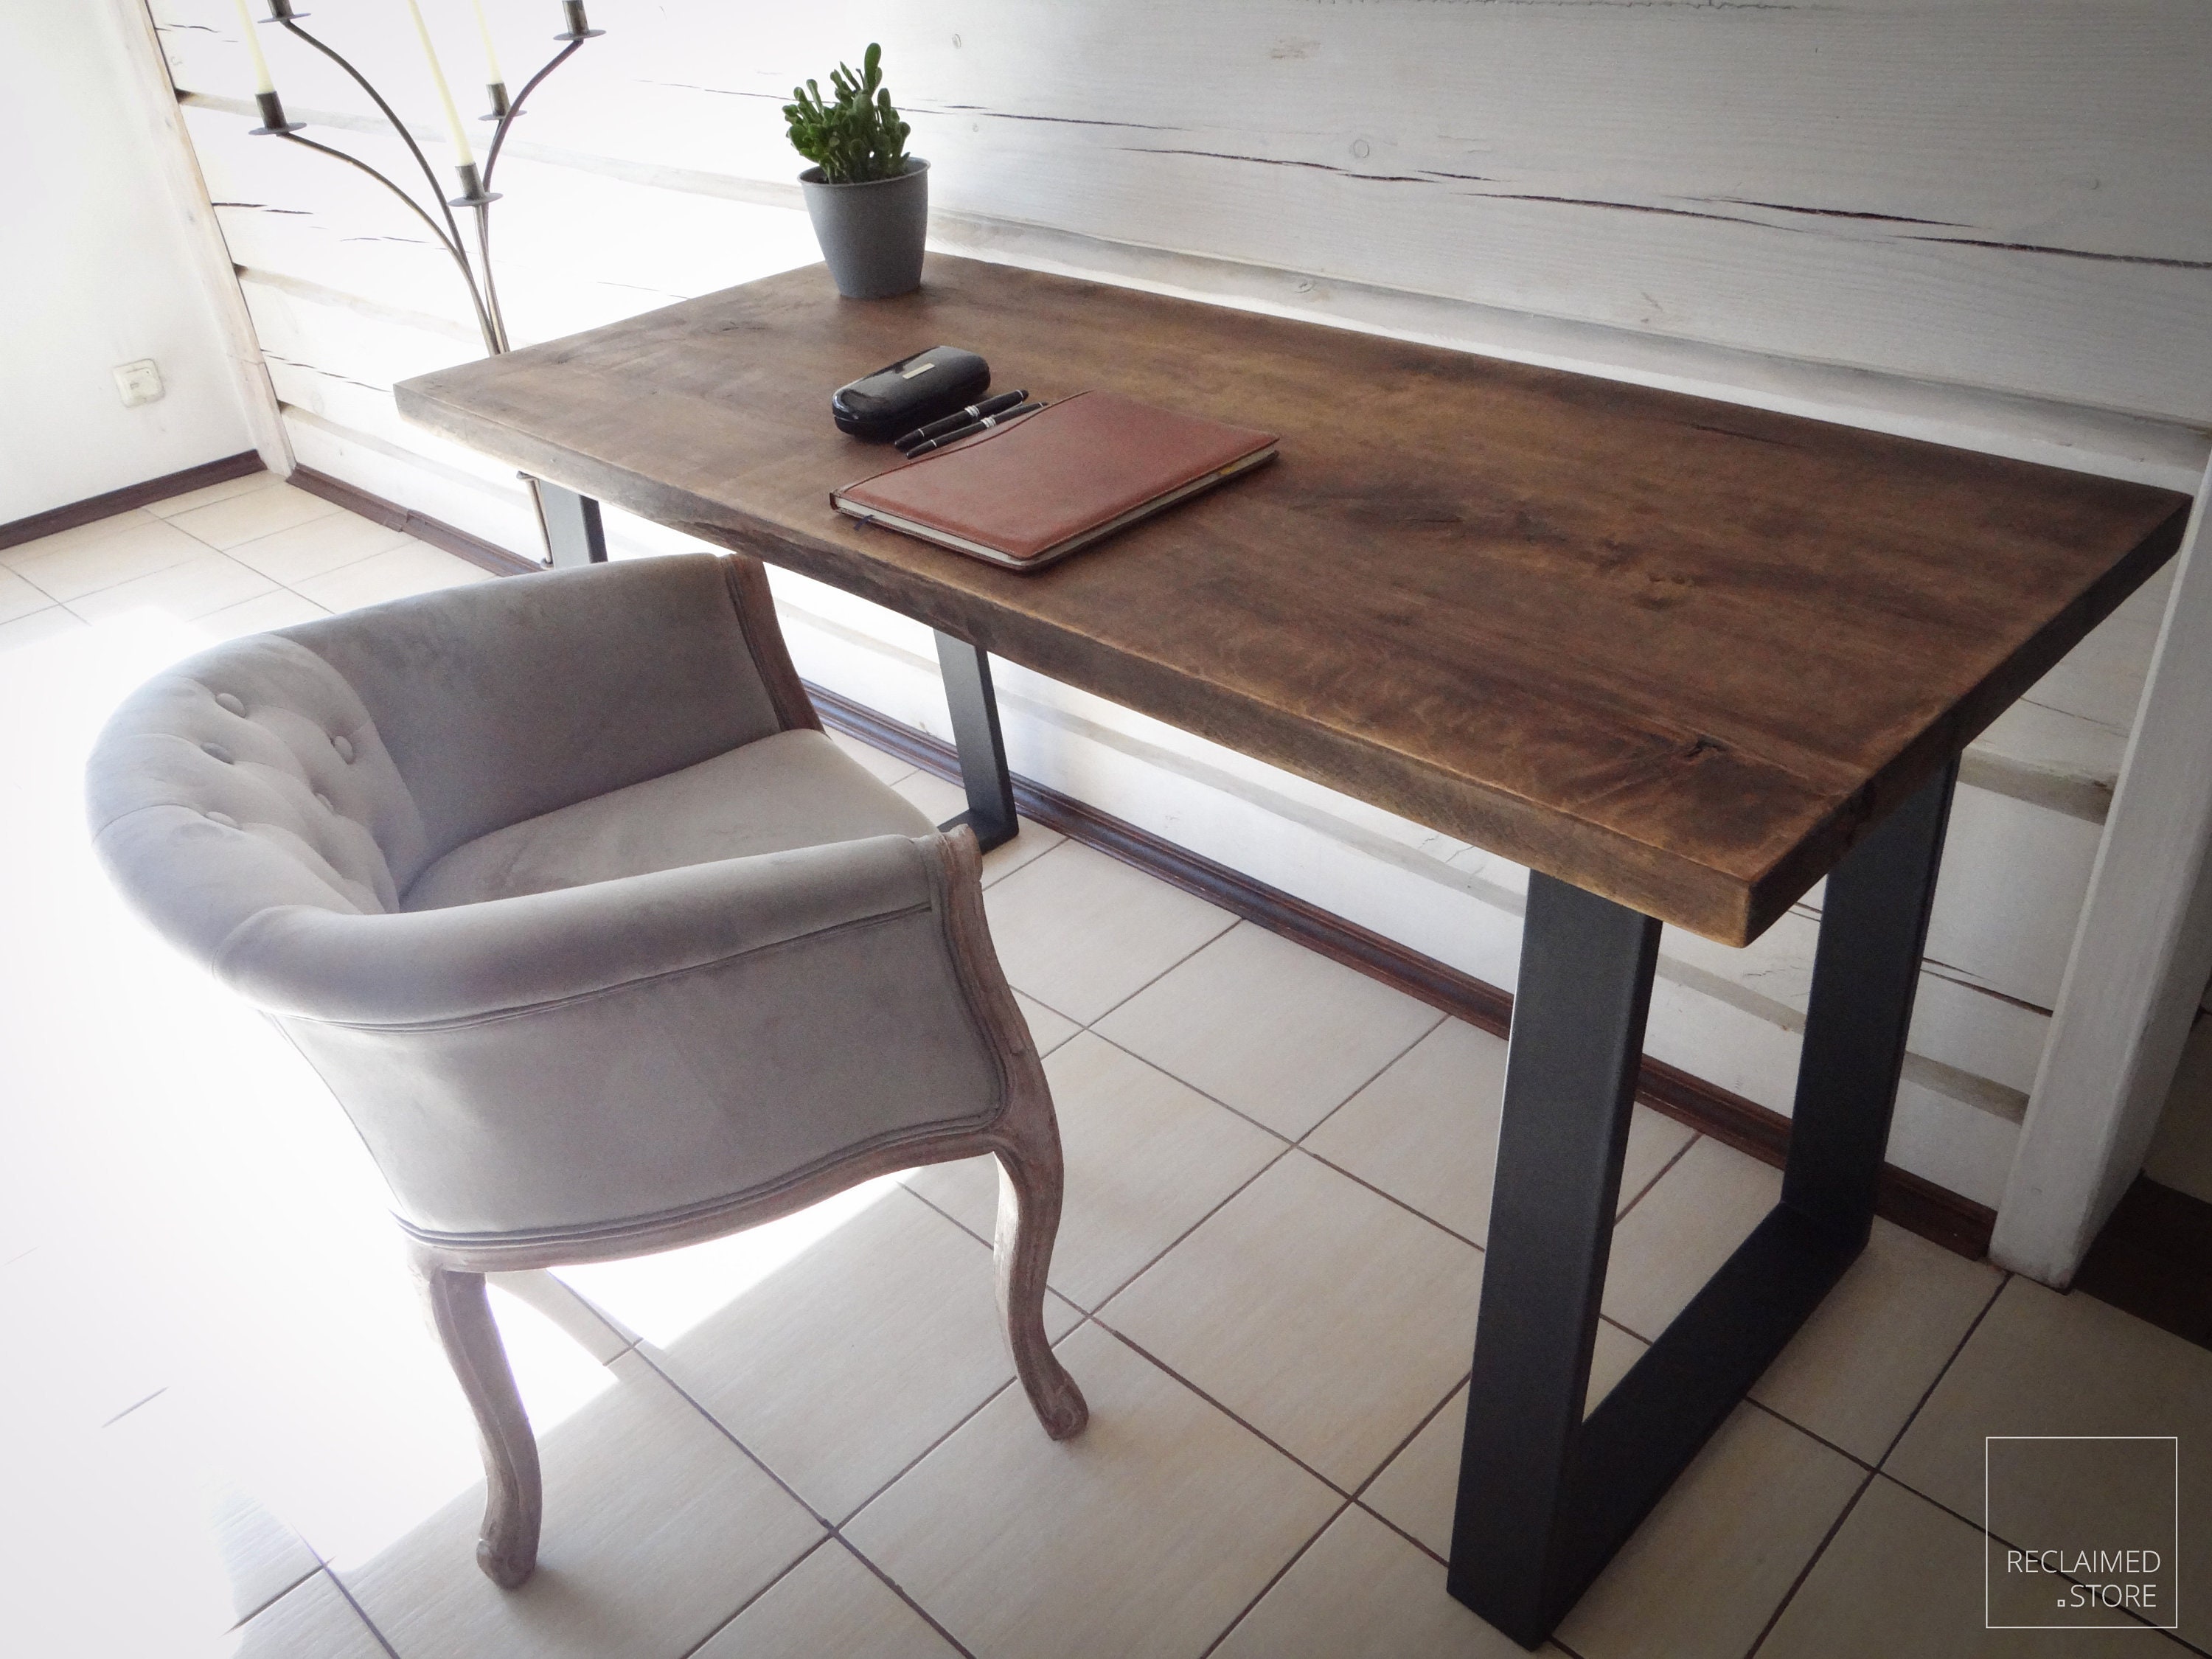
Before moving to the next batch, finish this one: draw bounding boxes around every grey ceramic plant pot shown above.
[799,158,929,299]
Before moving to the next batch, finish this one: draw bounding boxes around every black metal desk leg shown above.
[1449,875,1660,1644]
[1448,761,1955,1649]
[532,479,607,568]
[933,631,1018,852]
[1783,760,1957,1249]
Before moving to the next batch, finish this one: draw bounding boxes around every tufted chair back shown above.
[83,549,1093,1589]
[85,555,790,968]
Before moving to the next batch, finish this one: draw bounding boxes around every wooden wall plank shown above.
[156,0,2212,418]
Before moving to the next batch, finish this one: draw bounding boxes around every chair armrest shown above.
[238,830,1017,1239]
[216,834,933,1025]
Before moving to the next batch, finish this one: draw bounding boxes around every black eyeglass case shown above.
[832,347,992,442]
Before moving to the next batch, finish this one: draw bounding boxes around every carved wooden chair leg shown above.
[989,1082,1089,1441]
[413,1248,544,1587]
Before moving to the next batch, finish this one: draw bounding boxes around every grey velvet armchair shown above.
[85,552,1087,1586]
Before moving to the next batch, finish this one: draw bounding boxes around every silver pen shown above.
[903,401,1044,457]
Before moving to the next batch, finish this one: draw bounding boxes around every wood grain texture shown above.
[399,256,2188,943]
[719,551,821,733]
[411,1253,543,1588]
[810,677,1997,1259]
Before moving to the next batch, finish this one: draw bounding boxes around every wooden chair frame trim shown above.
[405,823,1087,1589]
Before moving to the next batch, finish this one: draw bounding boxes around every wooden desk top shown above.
[398,256,2188,945]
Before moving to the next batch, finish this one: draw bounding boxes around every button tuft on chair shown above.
[204,810,240,829]
[315,792,335,813]
[201,742,234,764]
[213,692,246,716]
[332,734,355,763]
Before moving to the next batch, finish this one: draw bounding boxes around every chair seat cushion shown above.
[403,729,933,911]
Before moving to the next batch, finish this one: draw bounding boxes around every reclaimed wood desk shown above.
[399,255,2188,1646]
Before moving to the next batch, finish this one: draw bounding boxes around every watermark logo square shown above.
[1986,1436,2179,1630]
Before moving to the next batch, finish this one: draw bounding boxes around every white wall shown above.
[0,3,259,524]
[145,0,2212,1216]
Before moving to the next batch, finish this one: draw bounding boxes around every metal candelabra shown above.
[243,0,605,557]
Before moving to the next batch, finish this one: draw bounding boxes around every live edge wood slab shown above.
[397,255,2188,945]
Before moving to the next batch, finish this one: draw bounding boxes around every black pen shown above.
[902,402,1043,457]
[894,390,1030,452]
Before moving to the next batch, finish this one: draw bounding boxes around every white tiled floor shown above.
[5,478,2208,1658]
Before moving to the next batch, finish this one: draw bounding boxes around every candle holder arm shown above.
[472,206,509,354]
[276,16,472,262]
[273,131,501,355]
[480,39,582,195]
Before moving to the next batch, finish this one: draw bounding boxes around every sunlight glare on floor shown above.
[0,608,625,1576]
[554,1175,911,1351]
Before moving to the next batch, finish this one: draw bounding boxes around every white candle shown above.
[231,0,274,96]
[469,0,506,88]
[400,0,476,167]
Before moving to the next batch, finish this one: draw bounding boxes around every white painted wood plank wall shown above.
[145,0,2212,1214]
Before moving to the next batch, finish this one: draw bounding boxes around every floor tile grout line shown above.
[1084,1029,1302,1150]
[167,495,349,560]
[636,1304,1017,1659]
[1596,1310,1648,1345]
[832,1362,1028,1529]
[1054,904,1243,1031]
[1871,1267,2010,1472]
[63,551,280,627]
[1352,1494,1448,1568]
[1006,980,1088,1032]
[220,514,417,581]
[675,1533,839,1659]
[622,1267,1051,1642]
[1290,1006,1453,1148]
[1091,1321,1359,1502]
[9,541,205,608]
[0,602,69,634]
[223,1560,326,1635]
[1888,1472,2207,1653]
[1193,1494,1357,1659]
[321,1563,405,1659]
[1742,1395,1875,1475]
[0,508,169,585]
[97,1385,167,1428]
[1750,1484,1891,1655]
[1350,1368,1472,1503]
[651,1344,990,1659]
[1741,1465,1877,1659]
[1082,1141,1300,1315]
[1078,1015,1501,1230]
[1614,1128,1702,1223]
[898,1175,1002,1256]
[1295,1141,1495,1255]
[835,1535,985,1659]
[624,1338,845,1531]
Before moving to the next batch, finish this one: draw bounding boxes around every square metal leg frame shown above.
[532,479,607,568]
[1449,760,1957,1648]
[518,493,1020,857]
[933,630,1018,852]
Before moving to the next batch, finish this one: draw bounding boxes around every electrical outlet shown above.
[114,360,164,408]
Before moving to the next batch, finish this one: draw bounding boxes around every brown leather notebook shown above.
[831,389,1279,571]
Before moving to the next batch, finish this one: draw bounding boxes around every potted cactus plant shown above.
[785,44,927,299]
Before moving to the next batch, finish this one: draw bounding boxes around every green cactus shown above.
[783,42,912,184]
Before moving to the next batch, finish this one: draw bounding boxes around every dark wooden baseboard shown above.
[2076,1176,2212,1351]
[288,466,543,577]
[0,451,265,551]
[807,679,1999,1262]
